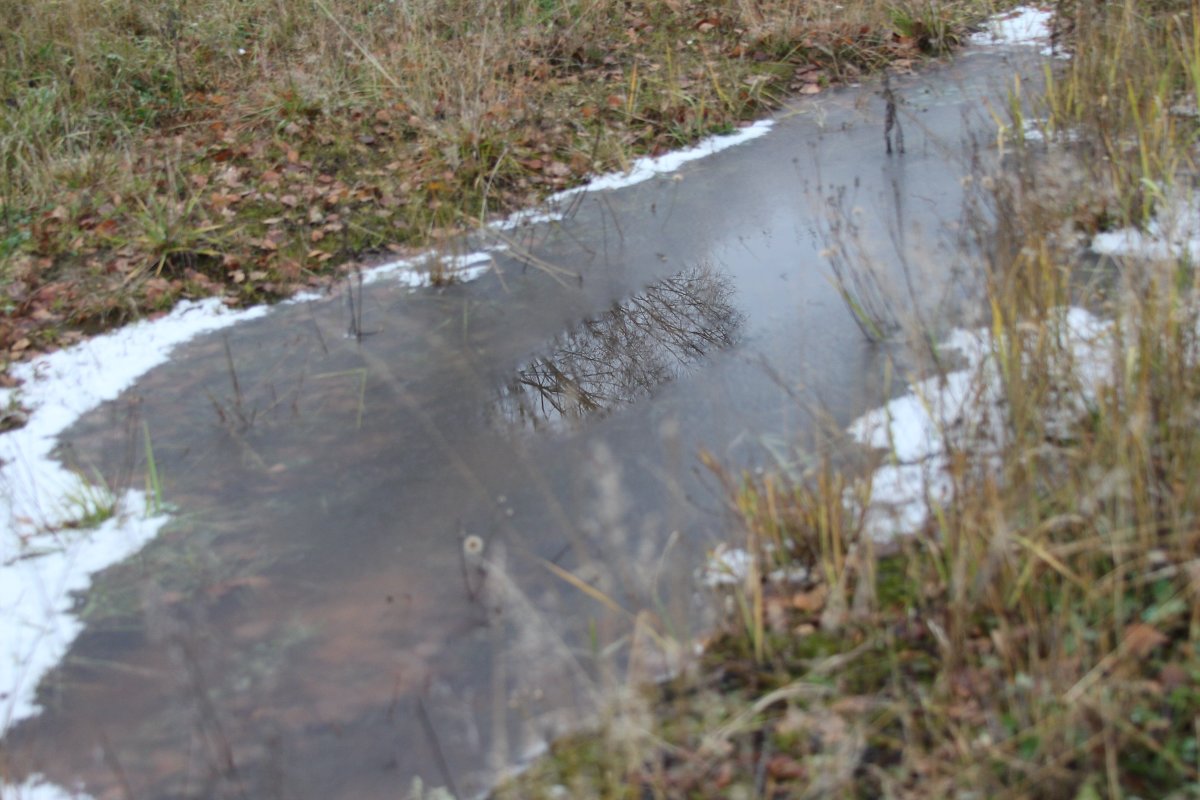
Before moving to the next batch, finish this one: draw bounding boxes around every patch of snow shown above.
[1092,193,1200,262]
[0,298,268,746]
[361,248,498,289]
[0,501,167,733]
[1019,118,1081,144]
[494,120,775,232]
[698,543,810,588]
[0,298,265,536]
[0,775,91,799]
[699,543,754,587]
[553,120,775,197]
[969,6,1055,52]
[323,120,775,290]
[849,307,1110,540]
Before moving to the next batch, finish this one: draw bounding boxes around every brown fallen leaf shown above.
[766,754,806,780]
[1124,622,1169,658]
[792,584,828,613]
[94,219,120,237]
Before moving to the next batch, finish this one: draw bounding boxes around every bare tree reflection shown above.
[493,264,743,431]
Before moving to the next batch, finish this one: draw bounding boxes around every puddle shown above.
[490,264,742,432]
[1,41,1051,800]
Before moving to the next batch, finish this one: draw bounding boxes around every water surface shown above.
[2,48,1041,799]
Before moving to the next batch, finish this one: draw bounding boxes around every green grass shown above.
[58,471,119,530]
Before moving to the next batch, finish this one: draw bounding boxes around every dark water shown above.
[1,49,1041,799]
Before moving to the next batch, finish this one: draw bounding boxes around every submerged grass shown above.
[0,0,1002,373]
[501,1,1200,798]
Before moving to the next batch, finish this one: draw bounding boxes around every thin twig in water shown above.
[223,335,242,410]
[883,73,905,155]
[344,269,365,340]
[416,690,460,799]
[478,143,512,226]
[483,225,582,286]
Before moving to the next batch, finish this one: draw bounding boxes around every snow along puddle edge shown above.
[0,119,778,800]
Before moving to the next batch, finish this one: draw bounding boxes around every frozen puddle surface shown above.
[1,24,1051,800]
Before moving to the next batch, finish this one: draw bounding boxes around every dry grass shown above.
[0,0,1000,372]
[499,1,1200,798]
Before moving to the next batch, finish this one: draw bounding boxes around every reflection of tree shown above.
[493,264,743,431]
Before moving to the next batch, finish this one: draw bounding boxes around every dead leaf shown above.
[792,584,829,613]
[218,165,244,188]
[766,754,805,780]
[1160,662,1189,691]
[1124,623,1168,658]
[209,191,242,209]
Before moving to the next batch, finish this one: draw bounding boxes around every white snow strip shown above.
[552,120,775,197]
[493,120,775,231]
[0,298,266,537]
[361,248,500,289]
[0,775,90,800]
[969,6,1055,52]
[309,120,776,290]
[1092,193,1200,263]
[0,504,166,736]
[848,307,1110,540]
[0,298,270,748]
